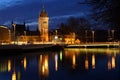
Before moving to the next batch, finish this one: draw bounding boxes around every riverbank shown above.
[0,42,119,54]
[0,44,63,54]
[65,43,120,48]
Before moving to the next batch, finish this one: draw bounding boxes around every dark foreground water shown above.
[0,48,120,80]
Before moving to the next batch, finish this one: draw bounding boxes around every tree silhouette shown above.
[59,17,91,42]
[79,0,120,30]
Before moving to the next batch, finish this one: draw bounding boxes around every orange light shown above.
[12,71,16,80]
[85,56,89,70]
[8,60,11,72]
[55,54,58,71]
[44,56,48,69]
[72,54,76,69]
[38,55,43,76]
[108,60,111,70]
[55,60,58,71]
[112,55,115,69]
[42,65,45,74]
[92,54,95,69]
[23,57,27,70]
[41,55,49,76]
[18,71,21,80]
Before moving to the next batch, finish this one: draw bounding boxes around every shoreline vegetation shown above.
[0,43,119,54]
[0,44,64,54]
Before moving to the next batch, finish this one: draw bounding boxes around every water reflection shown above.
[85,54,89,70]
[107,54,116,70]
[72,53,76,69]
[0,48,119,80]
[64,48,119,71]
[23,57,27,70]
[55,54,58,71]
[60,51,62,61]
[106,48,116,70]
[108,55,112,70]
[112,54,115,69]
[12,71,16,80]
[7,59,11,72]
[92,54,95,69]
[39,54,49,77]
[18,71,21,80]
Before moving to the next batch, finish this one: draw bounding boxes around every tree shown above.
[59,23,69,34]
[59,17,91,42]
[80,0,120,29]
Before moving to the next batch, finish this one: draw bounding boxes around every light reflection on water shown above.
[0,48,120,80]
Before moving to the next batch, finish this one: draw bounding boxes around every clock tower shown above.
[38,4,49,42]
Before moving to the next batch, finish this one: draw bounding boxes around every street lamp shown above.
[92,30,95,43]
[108,29,110,42]
[85,30,87,43]
[111,30,115,42]
[55,30,57,35]
[24,31,27,44]
[54,30,58,44]
[8,30,11,44]
[12,23,16,44]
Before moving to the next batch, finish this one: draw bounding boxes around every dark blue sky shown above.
[0,0,91,30]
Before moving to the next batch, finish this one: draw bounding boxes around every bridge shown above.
[66,42,120,48]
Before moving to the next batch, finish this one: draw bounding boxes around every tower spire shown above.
[42,0,45,11]
[39,0,48,17]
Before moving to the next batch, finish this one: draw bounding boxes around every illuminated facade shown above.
[39,55,49,77]
[11,21,26,36]
[0,26,11,43]
[64,33,75,44]
[11,21,40,44]
[38,6,49,42]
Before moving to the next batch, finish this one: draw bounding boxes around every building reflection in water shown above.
[64,48,118,71]
[64,49,77,69]
[12,71,16,80]
[72,53,76,69]
[92,54,95,69]
[85,55,89,70]
[39,54,49,77]
[107,48,111,70]
[85,48,89,70]
[60,51,63,61]
[108,57,111,70]
[7,59,11,72]
[55,54,58,71]
[18,71,21,80]
[11,70,20,80]
[112,54,115,69]
[107,48,116,70]
[23,57,27,70]
[0,48,119,80]
[38,55,42,76]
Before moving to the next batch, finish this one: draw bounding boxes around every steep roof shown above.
[40,10,48,17]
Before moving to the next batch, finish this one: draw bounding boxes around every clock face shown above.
[43,21,47,24]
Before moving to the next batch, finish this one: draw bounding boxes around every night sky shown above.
[0,0,90,30]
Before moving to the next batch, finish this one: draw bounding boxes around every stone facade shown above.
[38,8,49,42]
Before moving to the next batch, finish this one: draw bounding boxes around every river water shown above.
[0,48,120,80]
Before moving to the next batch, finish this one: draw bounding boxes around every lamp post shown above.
[92,30,95,43]
[12,24,16,44]
[24,31,27,44]
[111,30,115,42]
[8,30,11,44]
[108,29,110,42]
[54,30,58,44]
[85,30,87,43]
[55,30,57,36]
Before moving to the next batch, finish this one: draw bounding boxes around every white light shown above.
[55,36,58,39]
